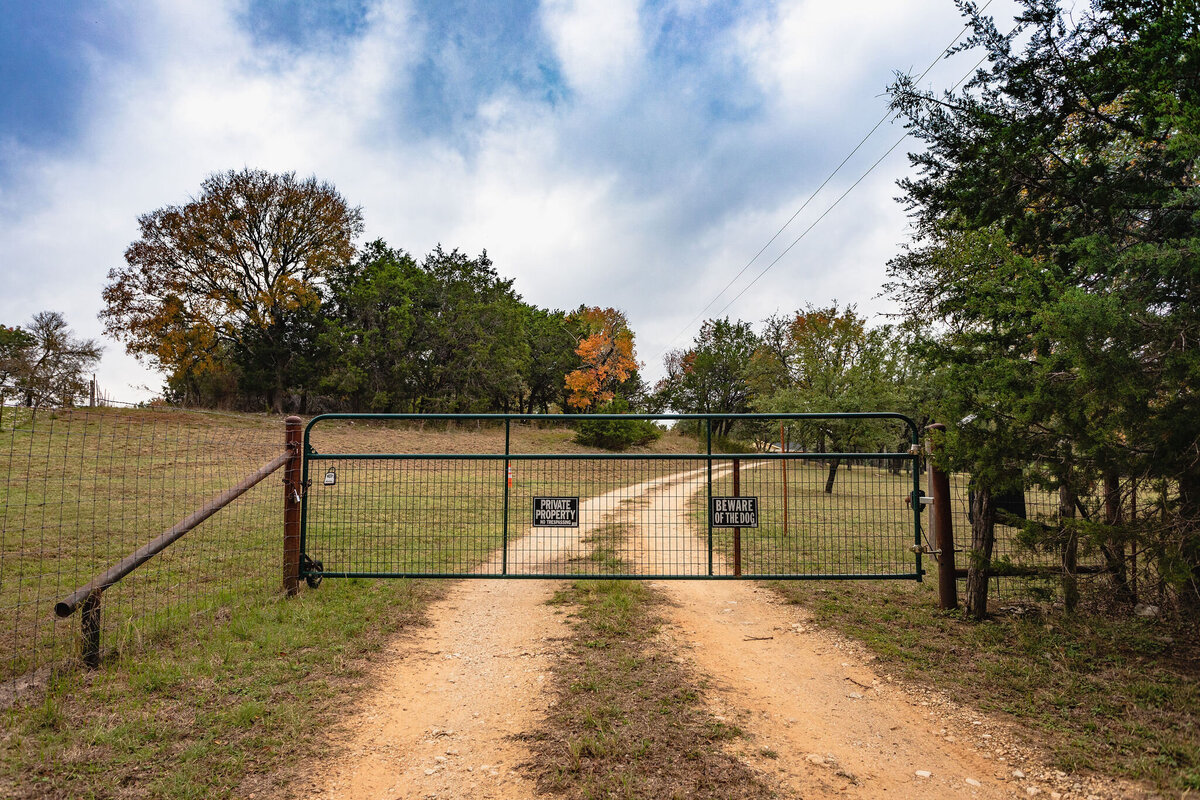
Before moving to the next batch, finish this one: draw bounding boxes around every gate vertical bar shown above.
[732,457,742,576]
[502,419,510,575]
[780,422,789,537]
[926,423,956,608]
[706,418,713,576]
[284,415,302,596]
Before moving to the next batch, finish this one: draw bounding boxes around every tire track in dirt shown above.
[632,470,1033,800]
[303,469,704,800]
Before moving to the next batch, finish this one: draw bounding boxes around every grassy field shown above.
[704,456,920,577]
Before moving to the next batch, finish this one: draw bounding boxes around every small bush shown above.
[575,400,661,451]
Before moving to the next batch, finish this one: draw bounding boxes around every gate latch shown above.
[907,490,932,512]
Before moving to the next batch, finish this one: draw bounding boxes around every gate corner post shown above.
[284,415,303,597]
[925,423,958,610]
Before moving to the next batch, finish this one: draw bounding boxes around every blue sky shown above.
[0,0,1019,400]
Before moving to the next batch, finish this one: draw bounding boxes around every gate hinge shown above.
[283,477,312,503]
[908,444,921,456]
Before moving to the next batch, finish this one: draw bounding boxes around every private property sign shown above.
[710,497,759,528]
[532,497,579,527]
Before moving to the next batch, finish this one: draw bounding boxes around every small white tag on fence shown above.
[532,496,579,527]
[324,469,337,486]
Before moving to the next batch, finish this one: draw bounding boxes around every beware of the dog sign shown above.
[532,497,579,527]
[710,497,759,528]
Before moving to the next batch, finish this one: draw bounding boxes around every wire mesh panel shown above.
[711,455,920,579]
[948,472,1111,601]
[0,403,283,693]
[300,414,923,582]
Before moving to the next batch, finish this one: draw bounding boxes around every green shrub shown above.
[575,400,661,451]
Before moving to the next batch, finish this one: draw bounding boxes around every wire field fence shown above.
[0,403,286,699]
[945,473,1152,606]
[2,407,922,702]
[300,413,923,582]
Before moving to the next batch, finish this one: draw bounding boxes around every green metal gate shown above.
[298,413,923,583]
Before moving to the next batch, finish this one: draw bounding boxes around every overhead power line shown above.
[710,47,993,321]
[650,1,994,364]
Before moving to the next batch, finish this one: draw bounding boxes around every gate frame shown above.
[297,412,924,583]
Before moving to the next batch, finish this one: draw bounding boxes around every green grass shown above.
[701,458,920,577]
[1,577,439,799]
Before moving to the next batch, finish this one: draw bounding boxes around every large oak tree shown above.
[101,168,363,410]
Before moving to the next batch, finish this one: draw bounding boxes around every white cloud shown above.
[540,0,644,105]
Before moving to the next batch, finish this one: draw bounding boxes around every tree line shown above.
[97,169,643,414]
[651,305,918,451]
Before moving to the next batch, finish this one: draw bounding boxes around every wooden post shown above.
[1060,483,1079,612]
[925,424,958,610]
[283,416,303,596]
[733,458,742,577]
[81,591,102,669]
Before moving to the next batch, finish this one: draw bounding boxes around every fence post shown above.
[81,590,102,669]
[926,423,958,610]
[502,418,510,576]
[284,416,303,596]
[706,419,714,577]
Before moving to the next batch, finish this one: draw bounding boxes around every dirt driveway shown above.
[304,468,1139,800]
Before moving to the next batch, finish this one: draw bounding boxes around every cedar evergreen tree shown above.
[886,0,1200,613]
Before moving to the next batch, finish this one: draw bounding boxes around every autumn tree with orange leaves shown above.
[101,169,363,411]
[563,306,639,410]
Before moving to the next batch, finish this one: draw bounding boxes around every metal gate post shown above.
[926,423,958,609]
[284,415,303,596]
